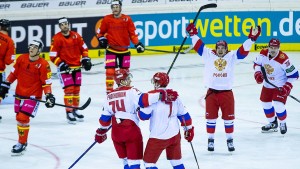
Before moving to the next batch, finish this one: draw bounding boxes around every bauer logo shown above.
[58,1,86,6]
[20,2,49,8]
[131,0,159,3]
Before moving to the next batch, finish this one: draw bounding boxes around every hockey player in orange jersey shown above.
[96,0,145,94]
[50,17,92,124]
[0,40,55,155]
[0,19,16,120]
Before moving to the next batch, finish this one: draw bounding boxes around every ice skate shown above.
[227,139,235,152]
[261,117,278,133]
[11,142,27,156]
[66,112,77,124]
[207,138,214,152]
[73,110,84,122]
[280,122,287,134]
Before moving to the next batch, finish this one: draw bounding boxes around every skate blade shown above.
[261,129,278,133]
[67,120,77,125]
[76,118,84,122]
[11,151,25,156]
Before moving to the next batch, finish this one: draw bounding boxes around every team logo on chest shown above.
[264,64,274,75]
[214,58,227,71]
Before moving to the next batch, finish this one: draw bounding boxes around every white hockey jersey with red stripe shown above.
[254,49,299,88]
[190,35,254,90]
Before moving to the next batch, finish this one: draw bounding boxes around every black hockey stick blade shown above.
[77,97,91,110]
[167,3,217,75]
[261,67,300,103]
[13,95,91,110]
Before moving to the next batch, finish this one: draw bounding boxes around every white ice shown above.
[1,52,300,169]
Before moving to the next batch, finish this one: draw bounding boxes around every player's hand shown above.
[134,42,145,53]
[186,23,198,36]
[81,57,92,71]
[95,128,108,144]
[98,36,108,49]
[184,126,194,142]
[279,82,293,97]
[159,89,179,102]
[248,26,261,41]
[0,81,10,100]
[45,93,55,108]
[58,62,71,73]
[254,71,264,84]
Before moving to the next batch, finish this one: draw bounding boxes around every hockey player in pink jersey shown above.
[94,69,177,169]
[138,72,194,169]
[253,38,299,134]
[186,23,261,152]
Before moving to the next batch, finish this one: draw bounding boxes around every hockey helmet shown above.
[215,40,228,51]
[29,40,44,53]
[152,72,169,88]
[114,69,132,85]
[58,17,69,25]
[0,19,11,31]
[268,38,280,48]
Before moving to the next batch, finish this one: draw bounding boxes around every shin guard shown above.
[17,125,30,144]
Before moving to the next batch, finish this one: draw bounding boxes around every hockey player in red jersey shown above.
[0,40,55,155]
[186,23,261,152]
[0,19,15,120]
[94,69,177,169]
[50,17,92,124]
[138,72,193,169]
[254,38,299,134]
[96,0,145,94]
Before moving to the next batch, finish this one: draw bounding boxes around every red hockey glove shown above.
[279,82,293,97]
[159,89,179,102]
[186,23,198,36]
[184,126,194,142]
[254,71,264,84]
[95,128,108,144]
[248,26,261,41]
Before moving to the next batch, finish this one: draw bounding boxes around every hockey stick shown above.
[58,62,104,74]
[14,95,92,110]
[167,3,217,75]
[68,126,112,169]
[261,67,300,103]
[181,117,200,169]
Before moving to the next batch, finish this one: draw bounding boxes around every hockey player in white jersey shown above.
[138,72,194,169]
[253,38,299,134]
[186,23,261,152]
[94,69,177,169]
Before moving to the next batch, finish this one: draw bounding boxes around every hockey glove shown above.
[95,128,108,144]
[248,26,261,41]
[98,36,108,49]
[184,126,194,142]
[159,89,179,102]
[279,82,293,97]
[58,62,71,73]
[0,81,10,99]
[81,57,92,71]
[45,93,55,108]
[254,71,264,84]
[134,42,145,53]
[186,23,198,36]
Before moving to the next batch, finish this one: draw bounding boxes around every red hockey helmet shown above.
[268,38,280,48]
[114,69,131,85]
[152,72,169,88]
[215,40,228,51]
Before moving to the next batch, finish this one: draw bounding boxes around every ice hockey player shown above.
[94,69,177,169]
[0,19,16,120]
[0,40,55,155]
[253,38,299,134]
[186,23,261,152]
[138,72,193,169]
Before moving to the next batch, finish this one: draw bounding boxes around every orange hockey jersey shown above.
[96,14,139,51]
[50,31,89,67]
[6,54,52,98]
[0,32,15,71]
